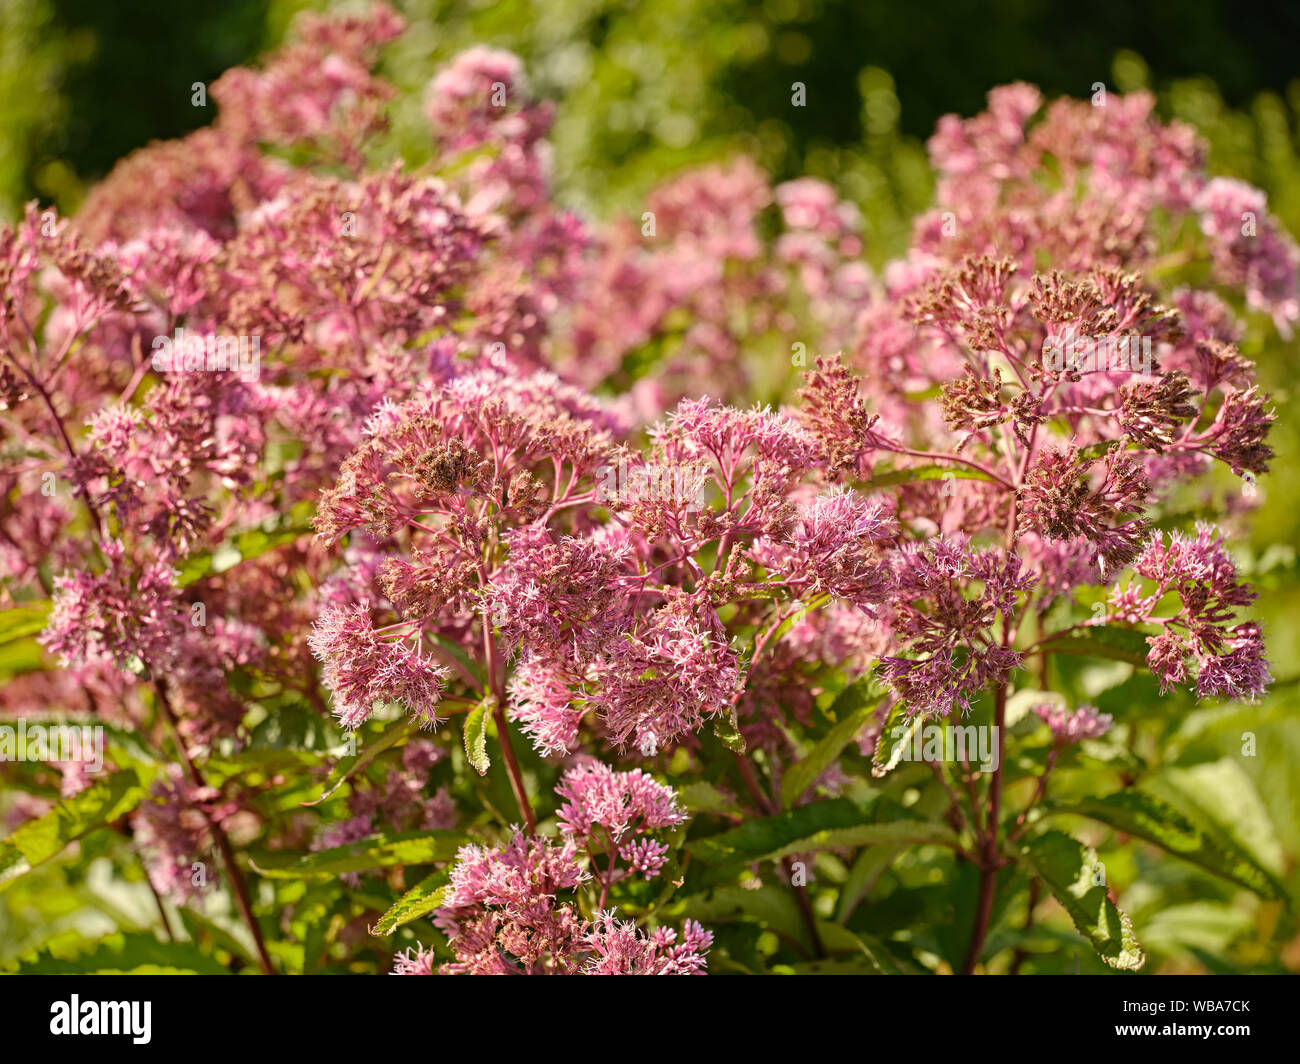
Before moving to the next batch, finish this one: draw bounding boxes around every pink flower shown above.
[307,602,448,729]
[433,834,590,975]
[878,537,1033,717]
[1131,525,1270,700]
[506,651,587,756]
[555,761,686,842]
[390,945,437,975]
[619,838,671,879]
[1033,703,1113,743]
[132,765,240,904]
[1195,178,1300,335]
[40,540,182,675]
[1018,443,1149,573]
[590,606,742,755]
[583,912,713,975]
[751,489,895,609]
[425,48,528,149]
[485,528,631,656]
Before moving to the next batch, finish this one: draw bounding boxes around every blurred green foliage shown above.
[7,1,1300,241]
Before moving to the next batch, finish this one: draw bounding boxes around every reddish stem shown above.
[155,681,276,975]
[730,751,825,959]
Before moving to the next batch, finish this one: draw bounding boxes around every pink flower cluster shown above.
[396,767,707,975]
[132,765,240,904]
[556,760,686,878]
[1032,703,1114,744]
[1126,524,1269,700]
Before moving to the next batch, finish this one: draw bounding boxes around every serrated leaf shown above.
[301,714,420,807]
[781,675,885,808]
[687,799,958,864]
[1156,760,1285,876]
[370,871,450,936]
[1043,790,1287,901]
[463,699,492,776]
[0,769,146,891]
[762,820,960,863]
[864,463,994,488]
[871,701,925,777]
[250,829,469,879]
[687,799,860,863]
[678,781,744,817]
[1016,830,1145,971]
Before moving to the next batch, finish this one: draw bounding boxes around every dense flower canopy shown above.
[0,4,1292,977]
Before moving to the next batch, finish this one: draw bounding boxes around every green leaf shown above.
[764,592,829,648]
[1037,625,1151,667]
[11,932,229,974]
[688,799,958,864]
[712,711,746,753]
[863,463,994,488]
[0,770,146,892]
[0,636,46,681]
[123,653,150,678]
[784,958,889,974]
[176,909,257,966]
[820,926,906,974]
[836,844,902,924]
[1155,760,1285,874]
[1140,902,1253,960]
[681,886,904,969]
[370,871,450,936]
[1075,440,1120,463]
[176,508,313,587]
[301,714,420,807]
[1043,790,1287,901]
[463,699,492,776]
[250,830,469,879]
[781,676,885,808]
[688,799,858,863]
[683,884,808,947]
[1016,830,1145,971]
[678,781,744,817]
[0,603,50,645]
[762,821,960,863]
[871,701,925,778]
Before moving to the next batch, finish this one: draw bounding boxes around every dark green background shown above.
[5,0,1300,224]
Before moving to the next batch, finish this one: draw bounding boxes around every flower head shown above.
[1033,703,1113,743]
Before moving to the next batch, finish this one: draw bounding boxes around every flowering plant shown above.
[0,6,1293,975]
